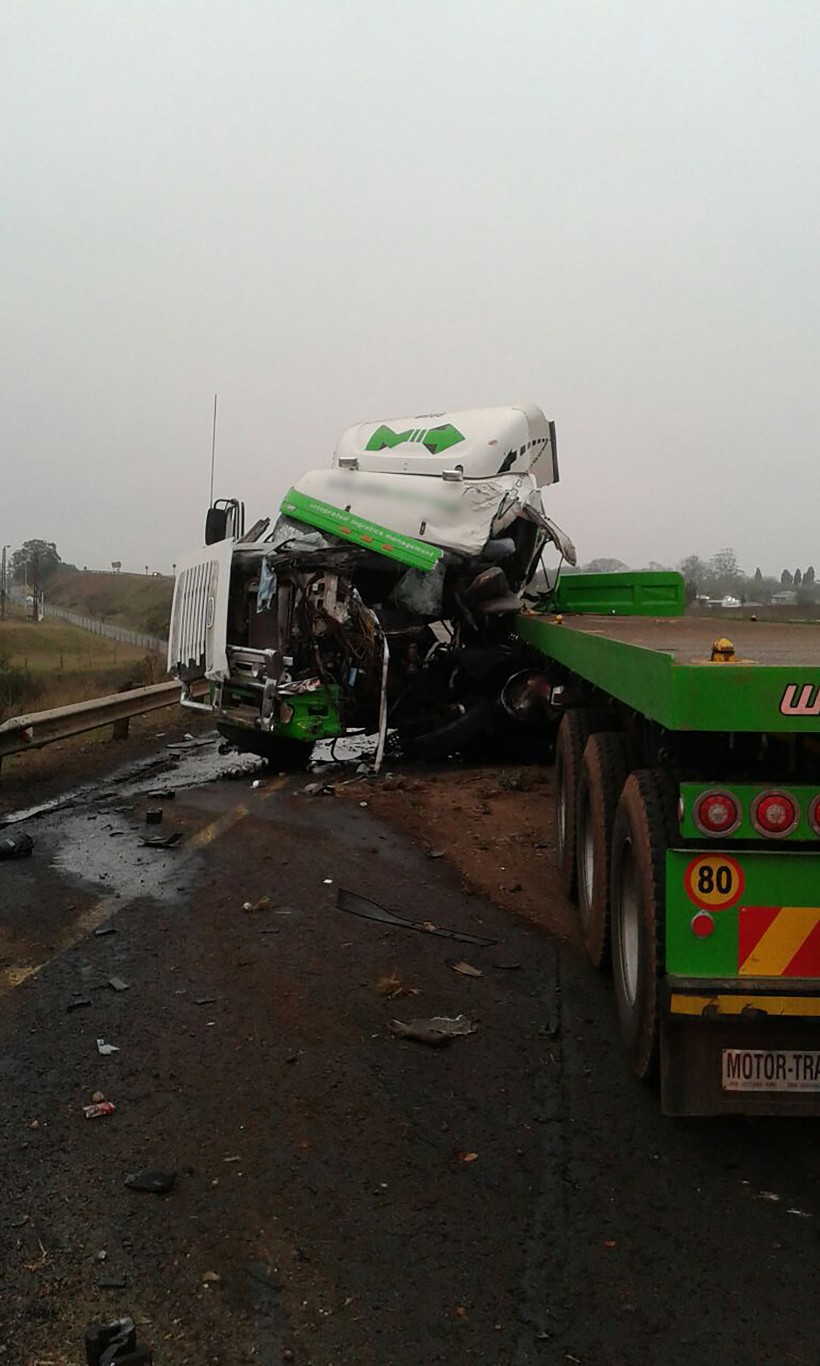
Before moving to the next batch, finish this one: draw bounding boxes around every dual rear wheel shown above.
[554,710,673,1081]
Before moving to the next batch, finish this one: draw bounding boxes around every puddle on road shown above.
[0,734,264,827]
[50,810,190,904]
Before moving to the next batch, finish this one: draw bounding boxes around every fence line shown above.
[42,603,168,655]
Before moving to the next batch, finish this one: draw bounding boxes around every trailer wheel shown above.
[610,770,674,1081]
[575,731,630,969]
[554,708,610,900]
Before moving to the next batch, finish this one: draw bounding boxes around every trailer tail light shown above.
[693,789,741,837]
[810,796,820,837]
[751,790,799,839]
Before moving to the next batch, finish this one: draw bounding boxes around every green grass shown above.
[0,618,154,719]
[44,567,174,637]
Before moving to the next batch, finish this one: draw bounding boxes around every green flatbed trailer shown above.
[516,572,820,1115]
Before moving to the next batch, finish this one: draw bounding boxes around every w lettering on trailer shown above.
[779,684,820,717]
[739,905,820,976]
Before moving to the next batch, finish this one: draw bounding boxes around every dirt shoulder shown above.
[336,760,582,952]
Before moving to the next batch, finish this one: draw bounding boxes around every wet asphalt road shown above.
[1,744,819,1365]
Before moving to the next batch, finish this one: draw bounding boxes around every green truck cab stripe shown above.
[280,488,442,572]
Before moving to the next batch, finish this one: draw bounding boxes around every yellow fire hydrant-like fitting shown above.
[711,637,736,662]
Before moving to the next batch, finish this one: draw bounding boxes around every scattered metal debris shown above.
[124,1168,177,1194]
[337,887,497,946]
[390,1014,477,1045]
[0,832,34,860]
[140,832,183,849]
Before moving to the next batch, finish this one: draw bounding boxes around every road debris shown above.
[376,972,421,999]
[141,832,183,849]
[757,1191,781,1202]
[458,1151,479,1163]
[449,961,483,978]
[83,1100,116,1119]
[242,896,271,912]
[98,1273,128,1290]
[0,831,34,860]
[338,886,497,946]
[124,1168,177,1194]
[390,1014,477,1046]
[786,1207,812,1218]
[96,1038,120,1055]
[108,977,129,992]
[144,809,163,825]
[203,1269,221,1284]
[94,924,117,937]
[428,848,446,859]
[84,1315,150,1364]
[66,997,93,1012]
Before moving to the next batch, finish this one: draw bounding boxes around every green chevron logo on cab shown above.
[365,423,466,456]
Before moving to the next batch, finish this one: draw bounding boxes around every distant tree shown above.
[10,539,61,585]
[754,567,763,585]
[581,557,629,574]
[781,569,793,588]
[678,554,708,586]
[794,568,803,587]
[805,566,816,585]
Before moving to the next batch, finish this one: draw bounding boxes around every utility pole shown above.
[0,545,7,620]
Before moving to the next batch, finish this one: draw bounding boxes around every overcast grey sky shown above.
[2,1,818,576]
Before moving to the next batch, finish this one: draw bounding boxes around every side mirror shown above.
[205,507,229,545]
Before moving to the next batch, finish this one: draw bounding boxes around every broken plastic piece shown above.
[83,1101,116,1119]
[337,887,496,946]
[0,832,34,861]
[96,1038,120,1055]
[124,1168,177,1194]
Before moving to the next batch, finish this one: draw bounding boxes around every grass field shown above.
[0,616,156,720]
[45,567,174,637]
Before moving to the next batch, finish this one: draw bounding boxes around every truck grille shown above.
[169,560,213,676]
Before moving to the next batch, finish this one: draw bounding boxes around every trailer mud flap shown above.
[661,1008,820,1116]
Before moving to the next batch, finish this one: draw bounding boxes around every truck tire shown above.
[610,770,674,1081]
[575,731,631,969]
[554,708,610,900]
[403,696,495,761]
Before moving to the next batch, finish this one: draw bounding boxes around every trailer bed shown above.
[516,612,820,733]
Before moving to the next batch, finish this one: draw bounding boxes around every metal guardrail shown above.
[0,680,197,766]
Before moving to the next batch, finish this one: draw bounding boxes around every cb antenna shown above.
[209,392,218,506]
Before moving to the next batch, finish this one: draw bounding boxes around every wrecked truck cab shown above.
[168,404,575,767]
